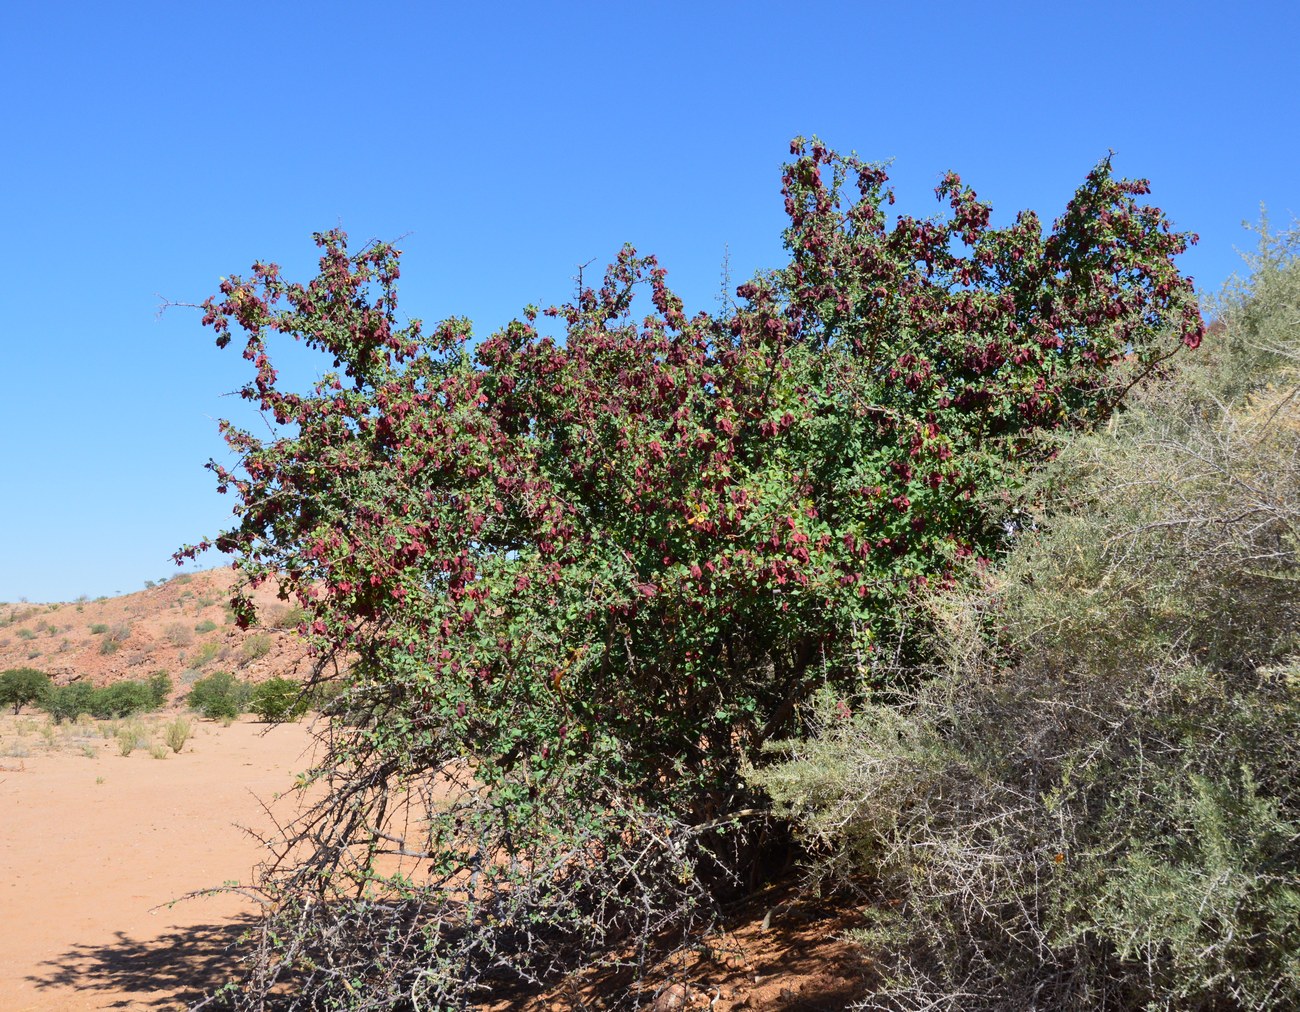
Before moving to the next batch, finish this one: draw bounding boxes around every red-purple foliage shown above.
[181,140,1202,813]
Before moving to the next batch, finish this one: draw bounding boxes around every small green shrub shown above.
[250,677,308,723]
[146,670,173,708]
[42,682,96,724]
[187,671,250,721]
[164,716,192,753]
[149,741,169,759]
[89,623,109,634]
[89,681,155,719]
[191,639,221,666]
[98,623,131,655]
[240,633,273,664]
[16,628,36,640]
[116,724,144,756]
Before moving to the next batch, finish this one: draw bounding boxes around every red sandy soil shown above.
[0,715,316,1012]
[0,577,874,1010]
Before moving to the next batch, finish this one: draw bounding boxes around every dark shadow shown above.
[26,914,259,1009]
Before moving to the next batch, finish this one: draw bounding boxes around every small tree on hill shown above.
[0,667,51,714]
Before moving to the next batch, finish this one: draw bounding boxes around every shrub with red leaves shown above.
[180,140,1202,1008]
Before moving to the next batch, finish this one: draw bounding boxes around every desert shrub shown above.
[42,681,96,724]
[0,667,51,714]
[98,622,131,655]
[116,722,146,756]
[187,671,250,720]
[249,677,308,723]
[163,622,193,647]
[89,680,156,719]
[190,639,220,666]
[88,623,108,634]
[239,632,273,664]
[751,225,1300,1010]
[164,715,192,753]
[274,605,308,630]
[194,618,217,633]
[146,670,173,708]
[16,627,35,640]
[181,141,1202,1008]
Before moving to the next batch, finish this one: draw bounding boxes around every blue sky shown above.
[1,1,1296,602]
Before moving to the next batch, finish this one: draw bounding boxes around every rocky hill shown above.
[0,569,313,698]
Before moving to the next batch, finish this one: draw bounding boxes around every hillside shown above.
[0,569,312,697]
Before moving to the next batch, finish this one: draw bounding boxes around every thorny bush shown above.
[751,222,1300,1010]
[181,140,1201,1008]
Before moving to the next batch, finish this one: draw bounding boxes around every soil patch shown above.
[0,714,315,1011]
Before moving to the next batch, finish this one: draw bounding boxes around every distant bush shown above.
[116,722,146,756]
[89,623,108,635]
[146,670,173,708]
[164,715,192,753]
[274,606,308,630]
[239,633,273,664]
[89,681,155,719]
[194,619,218,634]
[0,667,51,714]
[250,677,308,723]
[164,623,193,647]
[191,639,221,666]
[98,623,131,656]
[16,628,36,640]
[187,671,251,721]
[43,682,96,724]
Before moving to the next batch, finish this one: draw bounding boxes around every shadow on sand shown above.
[26,915,258,1009]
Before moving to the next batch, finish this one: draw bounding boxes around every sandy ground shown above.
[0,709,871,1011]
[0,714,316,1012]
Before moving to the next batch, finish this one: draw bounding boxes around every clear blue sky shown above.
[2,1,1296,602]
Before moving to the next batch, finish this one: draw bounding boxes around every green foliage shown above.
[182,142,1202,1008]
[98,622,130,655]
[89,680,156,719]
[750,223,1300,1010]
[88,623,108,634]
[194,619,218,633]
[249,677,307,723]
[0,667,51,714]
[116,722,146,756]
[190,639,221,666]
[146,670,173,708]
[164,715,192,753]
[187,671,250,720]
[43,681,95,724]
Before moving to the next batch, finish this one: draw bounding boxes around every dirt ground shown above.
[1,707,872,1010]
[0,712,316,1012]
